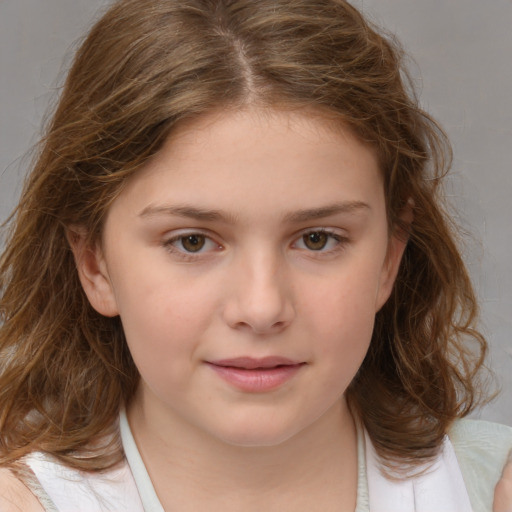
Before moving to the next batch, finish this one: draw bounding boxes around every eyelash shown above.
[162,231,221,261]
[162,228,348,261]
[292,229,348,255]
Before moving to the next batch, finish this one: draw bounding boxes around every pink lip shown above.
[206,357,305,392]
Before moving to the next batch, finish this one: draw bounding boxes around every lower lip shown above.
[206,363,304,392]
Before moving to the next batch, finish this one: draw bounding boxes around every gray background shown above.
[1,0,511,425]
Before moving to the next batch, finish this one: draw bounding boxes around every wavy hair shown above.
[0,0,488,471]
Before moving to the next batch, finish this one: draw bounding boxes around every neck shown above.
[127,390,359,512]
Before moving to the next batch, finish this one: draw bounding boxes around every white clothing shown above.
[18,411,510,511]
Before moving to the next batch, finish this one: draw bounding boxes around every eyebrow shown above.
[282,201,370,223]
[139,205,239,223]
[138,201,370,224]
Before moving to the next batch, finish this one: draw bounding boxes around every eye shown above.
[180,234,206,252]
[163,232,220,255]
[303,231,329,251]
[293,229,345,252]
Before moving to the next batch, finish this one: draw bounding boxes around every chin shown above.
[208,417,304,449]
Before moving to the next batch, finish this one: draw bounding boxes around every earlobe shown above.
[375,232,407,311]
[375,200,414,311]
[66,227,119,317]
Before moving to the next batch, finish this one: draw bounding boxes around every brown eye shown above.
[181,235,206,252]
[303,231,328,251]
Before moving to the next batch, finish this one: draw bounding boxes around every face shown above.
[74,108,405,448]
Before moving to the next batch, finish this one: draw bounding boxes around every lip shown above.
[205,357,305,392]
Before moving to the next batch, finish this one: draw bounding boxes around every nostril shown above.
[221,272,295,333]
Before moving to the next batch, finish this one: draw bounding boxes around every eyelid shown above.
[291,227,349,253]
[160,227,349,260]
[162,229,223,259]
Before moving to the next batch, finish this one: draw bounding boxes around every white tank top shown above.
[18,409,472,512]
[21,410,157,511]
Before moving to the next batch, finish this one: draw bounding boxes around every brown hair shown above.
[0,0,488,472]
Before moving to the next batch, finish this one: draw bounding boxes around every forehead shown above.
[110,108,384,223]
[159,107,377,167]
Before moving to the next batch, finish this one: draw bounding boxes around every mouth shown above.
[205,357,305,392]
[208,356,303,370]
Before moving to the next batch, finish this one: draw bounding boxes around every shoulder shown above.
[449,418,512,461]
[449,419,512,512]
[0,468,44,512]
[20,451,144,512]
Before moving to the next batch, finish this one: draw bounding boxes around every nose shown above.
[222,250,295,335]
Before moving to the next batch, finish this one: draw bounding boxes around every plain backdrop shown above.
[0,0,511,426]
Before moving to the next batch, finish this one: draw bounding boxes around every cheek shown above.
[111,246,220,328]
[298,262,382,370]
[110,264,221,383]
[304,263,381,330]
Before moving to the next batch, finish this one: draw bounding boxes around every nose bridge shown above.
[224,243,294,333]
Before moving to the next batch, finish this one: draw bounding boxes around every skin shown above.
[73,108,404,511]
[494,451,512,512]
[0,469,44,512]
[63,107,510,511]
[0,106,510,511]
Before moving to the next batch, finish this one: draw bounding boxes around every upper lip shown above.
[207,356,303,369]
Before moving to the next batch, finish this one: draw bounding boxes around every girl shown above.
[0,0,511,510]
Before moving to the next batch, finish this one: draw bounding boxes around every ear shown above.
[375,201,413,311]
[66,227,119,317]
